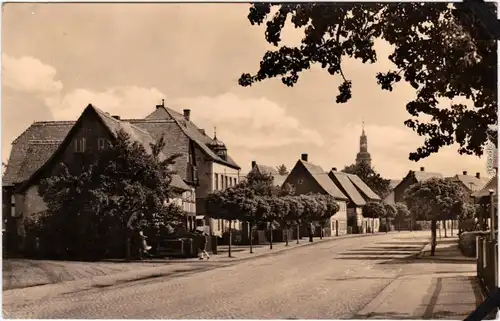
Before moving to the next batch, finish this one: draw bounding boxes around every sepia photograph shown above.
[1,1,499,319]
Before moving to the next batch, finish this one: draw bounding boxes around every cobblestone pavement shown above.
[4,231,438,319]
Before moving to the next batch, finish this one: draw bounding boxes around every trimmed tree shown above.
[362,201,386,234]
[266,196,289,249]
[383,204,397,233]
[38,130,183,260]
[283,195,305,245]
[394,202,411,232]
[404,178,468,255]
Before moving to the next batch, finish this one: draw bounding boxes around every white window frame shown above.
[97,138,109,151]
[74,138,86,153]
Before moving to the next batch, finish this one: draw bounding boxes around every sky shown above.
[1,3,491,180]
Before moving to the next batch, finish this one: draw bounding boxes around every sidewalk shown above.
[356,237,483,319]
[106,231,391,264]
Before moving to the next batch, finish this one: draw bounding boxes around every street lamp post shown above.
[489,189,495,240]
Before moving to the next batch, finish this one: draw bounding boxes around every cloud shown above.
[2,54,63,93]
[46,86,165,120]
[170,93,324,149]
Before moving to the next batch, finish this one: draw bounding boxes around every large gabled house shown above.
[134,101,241,236]
[3,104,195,251]
[3,101,241,245]
[282,154,349,235]
[382,179,402,205]
[328,168,381,233]
[393,167,444,204]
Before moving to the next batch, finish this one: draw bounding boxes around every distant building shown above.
[446,171,490,194]
[247,161,288,187]
[393,167,444,204]
[382,179,403,205]
[328,168,381,233]
[355,122,372,167]
[283,154,349,236]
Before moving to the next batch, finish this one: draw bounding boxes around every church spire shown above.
[355,121,372,167]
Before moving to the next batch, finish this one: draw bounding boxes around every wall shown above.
[331,201,348,235]
[194,151,241,237]
[394,175,415,204]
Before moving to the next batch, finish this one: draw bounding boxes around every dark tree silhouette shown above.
[239,3,497,161]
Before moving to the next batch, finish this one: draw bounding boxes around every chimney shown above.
[462,171,468,176]
[420,167,425,172]
[183,109,191,121]
[301,153,308,162]
[332,167,337,172]
[112,115,121,120]
[476,172,480,179]
[156,99,165,109]
[251,161,256,168]
[199,128,206,135]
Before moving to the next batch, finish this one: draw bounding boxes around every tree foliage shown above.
[362,201,386,219]
[239,3,498,160]
[394,202,411,221]
[276,164,289,175]
[383,203,397,219]
[37,129,185,258]
[342,162,391,198]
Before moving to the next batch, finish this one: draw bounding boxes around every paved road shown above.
[3,231,470,319]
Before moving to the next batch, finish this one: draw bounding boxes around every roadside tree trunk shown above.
[430,219,437,256]
[228,220,232,258]
[296,223,300,244]
[249,221,254,254]
[269,223,273,250]
[319,226,323,239]
[443,220,447,238]
[126,236,131,261]
[284,223,289,246]
[372,219,375,234]
[385,218,389,233]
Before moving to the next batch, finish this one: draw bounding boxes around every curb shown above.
[356,278,404,318]
[106,232,401,264]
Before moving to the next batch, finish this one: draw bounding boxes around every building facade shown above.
[283,154,349,236]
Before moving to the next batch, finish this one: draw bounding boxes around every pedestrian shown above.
[138,229,152,259]
[197,229,210,260]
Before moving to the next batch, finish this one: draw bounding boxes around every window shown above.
[218,219,221,230]
[215,174,219,190]
[221,175,225,190]
[74,138,86,153]
[97,138,109,151]
[225,176,229,189]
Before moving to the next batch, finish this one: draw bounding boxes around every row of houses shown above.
[248,153,382,235]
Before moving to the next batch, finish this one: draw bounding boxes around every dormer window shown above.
[74,138,86,153]
[98,138,110,151]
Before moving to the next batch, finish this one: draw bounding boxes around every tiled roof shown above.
[247,163,287,187]
[255,164,279,176]
[389,179,401,189]
[413,171,444,182]
[8,105,190,192]
[145,106,240,170]
[3,121,74,185]
[449,174,490,192]
[472,174,498,198]
[346,174,381,201]
[383,190,396,205]
[298,160,348,200]
[328,171,366,206]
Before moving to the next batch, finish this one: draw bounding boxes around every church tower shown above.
[355,122,372,167]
